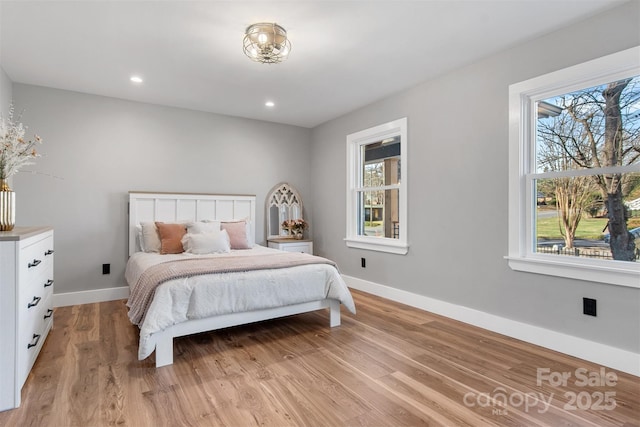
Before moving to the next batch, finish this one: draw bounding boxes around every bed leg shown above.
[155,334,174,367]
[329,300,341,327]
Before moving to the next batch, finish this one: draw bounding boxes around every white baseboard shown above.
[344,275,640,377]
[53,286,129,307]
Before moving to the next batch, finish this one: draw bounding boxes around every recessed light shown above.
[265,101,275,107]
[130,76,143,83]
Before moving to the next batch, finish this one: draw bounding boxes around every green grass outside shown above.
[536,216,608,240]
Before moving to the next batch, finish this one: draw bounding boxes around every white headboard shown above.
[128,191,256,256]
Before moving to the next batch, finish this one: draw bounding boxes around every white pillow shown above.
[182,229,231,254]
[140,222,161,253]
[183,221,222,251]
[187,220,221,234]
[136,225,143,252]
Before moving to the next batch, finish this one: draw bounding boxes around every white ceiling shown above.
[0,0,626,128]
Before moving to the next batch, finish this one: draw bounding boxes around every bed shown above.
[125,191,356,367]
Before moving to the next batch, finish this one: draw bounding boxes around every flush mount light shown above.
[243,22,291,64]
[265,101,275,107]
[130,76,143,83]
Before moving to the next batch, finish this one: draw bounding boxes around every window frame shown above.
[507,46,640,288]
[346,117,408,255]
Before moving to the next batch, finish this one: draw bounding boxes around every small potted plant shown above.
[282,218,308,239]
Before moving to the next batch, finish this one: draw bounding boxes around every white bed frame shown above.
[128,191,341,367]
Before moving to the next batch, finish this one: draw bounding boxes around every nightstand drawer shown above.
[280,243,312,253]
[268,239,313,254]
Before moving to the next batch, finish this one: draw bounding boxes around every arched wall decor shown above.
[266,182,303,239]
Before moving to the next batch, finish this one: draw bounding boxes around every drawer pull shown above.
[44,279,54,288]
[44,249,54,256]
[27,296,41,308]
[27,334,41,349]
[28,259,42,268]
[44,309,53,319]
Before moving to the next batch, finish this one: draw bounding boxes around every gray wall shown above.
[0,65,12,116]
[12,85,312,295]
[1,65,13,191]
[310,1,640,353]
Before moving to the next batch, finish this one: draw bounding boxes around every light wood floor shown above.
[1,289,638,426]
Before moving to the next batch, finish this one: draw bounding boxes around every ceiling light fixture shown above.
[265,101,275,107]
[130,76,143,83]
[243,22,291,64]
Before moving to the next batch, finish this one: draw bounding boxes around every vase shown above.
[294,233,304,240]
[0,179,15,231]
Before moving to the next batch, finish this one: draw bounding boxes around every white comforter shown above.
[125,245,356,360]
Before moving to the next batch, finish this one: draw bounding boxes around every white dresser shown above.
[268,238,313,254]
[0,227,54,411]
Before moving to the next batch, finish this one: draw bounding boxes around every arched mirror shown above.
[266,182,303,239]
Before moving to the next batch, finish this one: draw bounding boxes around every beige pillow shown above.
[155,222,187,254]
[140,222,161,253]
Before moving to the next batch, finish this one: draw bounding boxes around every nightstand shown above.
[268,238,313,254]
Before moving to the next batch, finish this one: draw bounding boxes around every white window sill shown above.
[345,237,409,255]
[506,255,640,288]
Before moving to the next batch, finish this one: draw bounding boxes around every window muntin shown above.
[346,118,408,254]
[508,46,640,287]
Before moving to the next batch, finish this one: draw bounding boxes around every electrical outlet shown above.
[583,298,597,316]
[361,258,366,268]
[102,263,111,275]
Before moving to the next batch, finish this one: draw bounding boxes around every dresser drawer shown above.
[19,281,53,335]
[18,231,54,324]
[19,233,54,286]
[18,293,53,386]
[20,275,54,310]
[19,259,54,341]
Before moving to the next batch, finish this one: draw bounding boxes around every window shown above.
[508,47,640,287]
[346,117,408,254]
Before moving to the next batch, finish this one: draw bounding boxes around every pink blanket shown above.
[127,252,338,326]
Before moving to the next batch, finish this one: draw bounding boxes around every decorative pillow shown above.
[187,220,221,234]
[183,230,231,254]
[182,221,222,251]
[140,222,161,253]
[155,222,187,254]
[221,220,252,249]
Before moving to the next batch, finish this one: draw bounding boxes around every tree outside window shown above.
[536,77,640,262]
